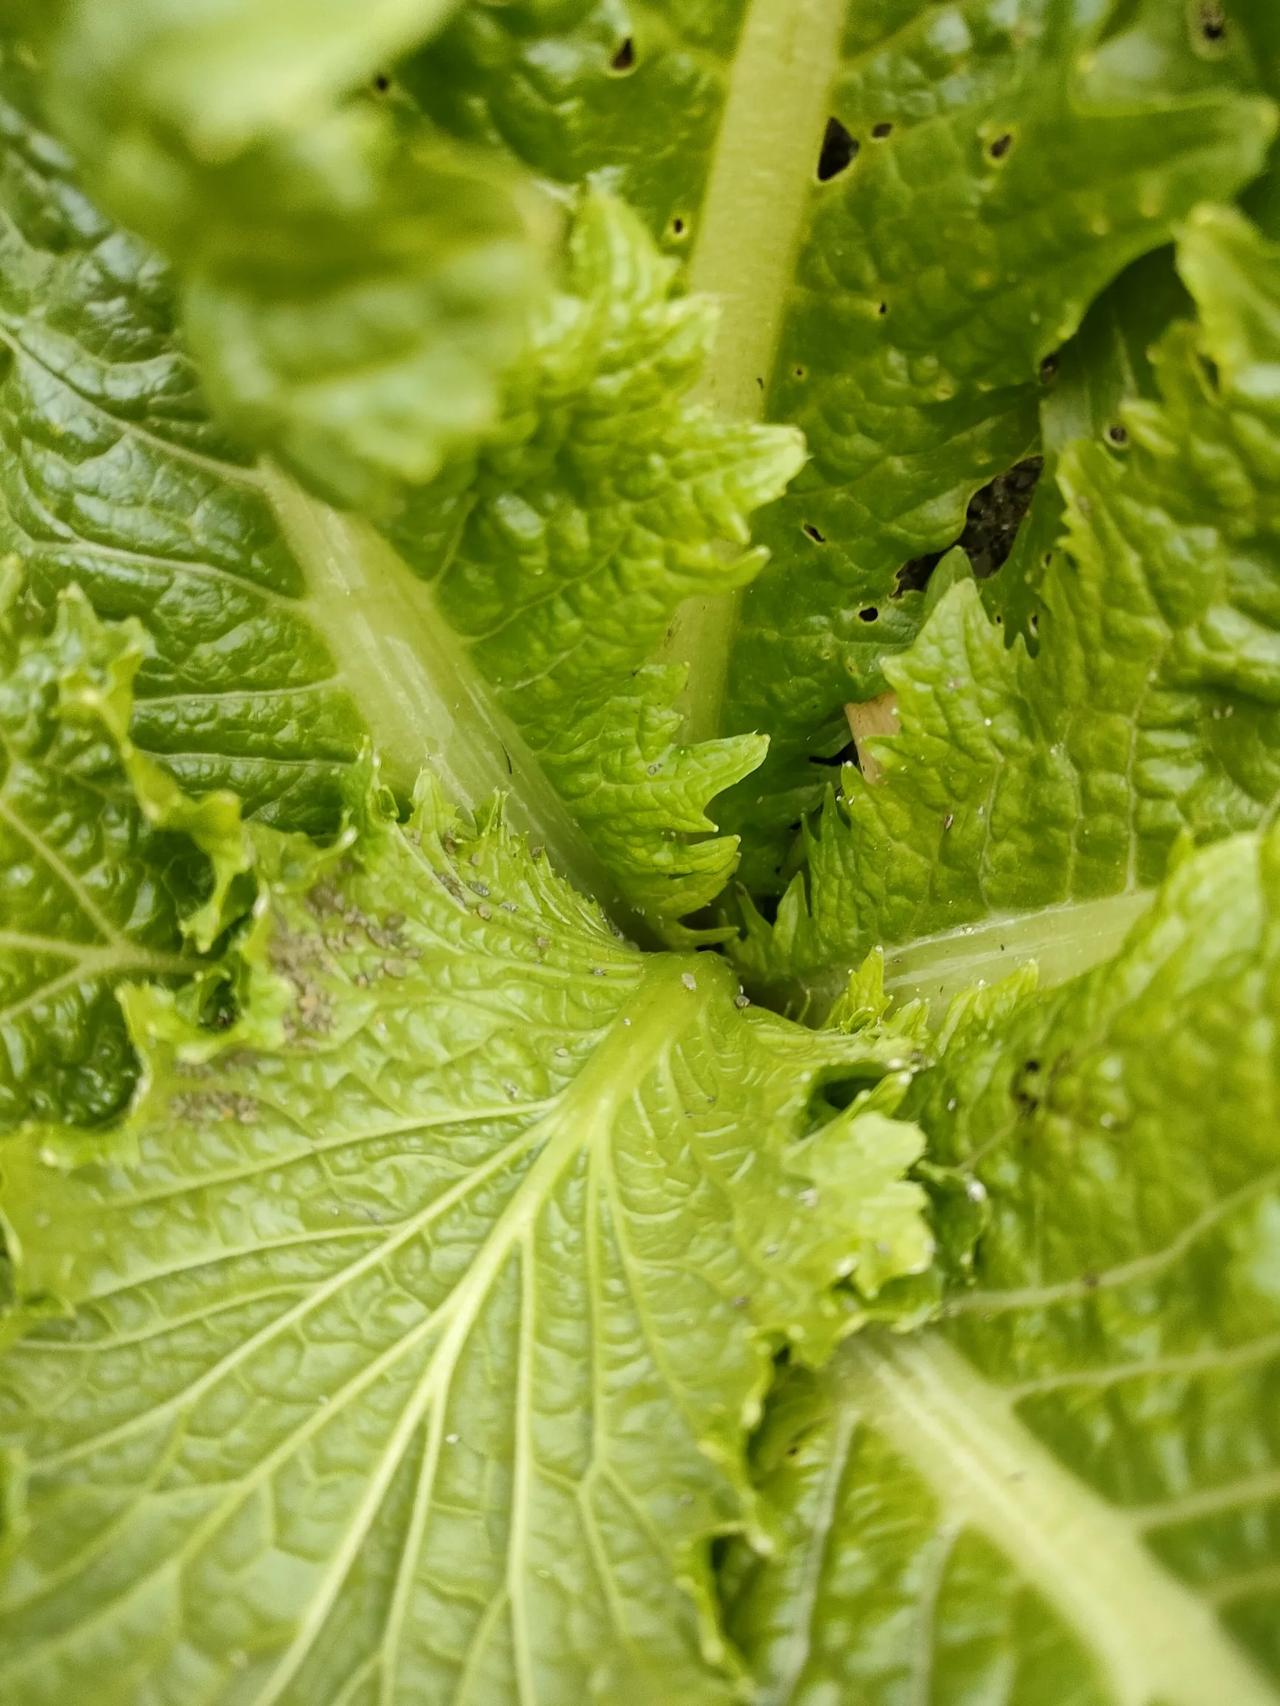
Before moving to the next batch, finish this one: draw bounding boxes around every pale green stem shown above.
[792,891,1157,1022]
[264,468,646,938]
[661,0,846,743]
[844,1333,1278,1706]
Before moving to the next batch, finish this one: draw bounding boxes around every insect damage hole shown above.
[1198,2,1226,42]
[817,116,858,182]
[610,37,636,71]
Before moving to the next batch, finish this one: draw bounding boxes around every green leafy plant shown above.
[0,3,1278,1702]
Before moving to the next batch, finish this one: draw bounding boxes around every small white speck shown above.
[965,1178,987,1203]
[681,971,697,992]
[445,1432,460,1444]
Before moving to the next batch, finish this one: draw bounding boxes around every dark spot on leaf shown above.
[802,522,827,544]
[373,73,391,92]
[1039,352,1060,384]
[858,606,878,622]
[1082,1270,1101,1290]
[1107,423,1128,446]
[1010,1078,1044,1119]
[817,116,858,181]
[610,37,636,71]
[877,301,888,315]
[872,121,894,139]
[988,132,1013,160]
[794,365,806,378]
[671,216,686,236]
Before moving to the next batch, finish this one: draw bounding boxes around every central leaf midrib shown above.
[845,1333,1278,1706]
[662,0,847,744]
[797,889,1158,1016]
[262,466,645,938]
[206,953,711,1706]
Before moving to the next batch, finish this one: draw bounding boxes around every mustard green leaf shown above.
[0,62,793,935]
[741,211,1280,1016]
[0,780,932,1704]
[15,6,554,513]
[408,0,1278,882]
[388,190,802,930]
[726,826,1280,1704]
[0,580,247,1129]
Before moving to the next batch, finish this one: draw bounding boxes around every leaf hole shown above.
[1198,2,1226,42]
[670,215,687,237]
[1039,352,1060,383]
[858,606,878,622]
[802,522,827,544]
[817,116,858,181]
[871,121,894,139]
[988,132,1013,160]
[610,37,636,71]
[893,456,1044,594]
[1107,423,1128,446]
[809,738,855,770]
